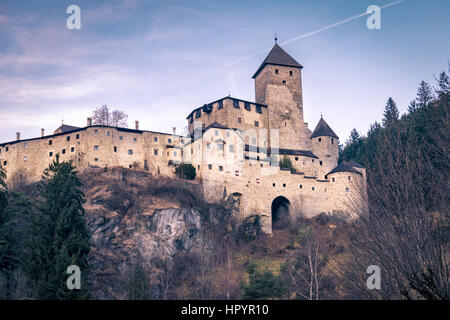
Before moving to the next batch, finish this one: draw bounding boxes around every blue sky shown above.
[0,0,449,143]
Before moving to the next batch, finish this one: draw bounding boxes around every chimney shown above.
[172,127,176,135]
[135,120,139,130]
[16,132,20,141]
[87,117,92,126]
[41,128,45,137]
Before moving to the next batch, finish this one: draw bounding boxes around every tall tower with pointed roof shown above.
[253,41,309,150]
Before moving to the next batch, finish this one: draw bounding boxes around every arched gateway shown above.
[271,196,291,229]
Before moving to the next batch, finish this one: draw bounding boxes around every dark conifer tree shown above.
[28,155,90,299]
[416,80,434,107]
[382,97,399,127]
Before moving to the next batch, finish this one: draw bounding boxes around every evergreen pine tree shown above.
[382,97,399,127]
[28,155,90,299]
[435,71,450,99]
[416,80,434,107]
[407,100,418,113]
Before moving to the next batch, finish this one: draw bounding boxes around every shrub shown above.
[279,155,292,170]
[175,163,196,180]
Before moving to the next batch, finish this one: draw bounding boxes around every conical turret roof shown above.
[252,43,303,78]
[310,117,339,139]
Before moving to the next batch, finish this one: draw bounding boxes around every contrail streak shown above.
[123,0,405,106]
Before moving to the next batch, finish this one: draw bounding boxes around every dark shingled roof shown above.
[54,124,80,133]
[348,159,365,168]
[327,161,362,176]
[310,117,339,139]
[252,43,303,79]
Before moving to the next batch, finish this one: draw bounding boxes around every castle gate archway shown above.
[271,196,291,229]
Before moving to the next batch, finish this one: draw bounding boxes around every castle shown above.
[0,42,367,233]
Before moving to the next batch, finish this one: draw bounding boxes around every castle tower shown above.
[310,116,339,178]
[253,41,308,150]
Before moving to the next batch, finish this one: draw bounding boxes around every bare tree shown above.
[92,105,128,127]
[154,257,173,300]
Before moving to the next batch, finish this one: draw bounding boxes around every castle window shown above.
[237,117,242,123]
[23,156,28,162]
[251,138,257,145]
[208,164,212,170]
[94,158,98,162]
[107,131,110,136]
[331,138,334,144]
[189,116,193,124]
[174,151,177,156]
[24,142,28,148]
[217,144,224,150]
[256,105,262,114]
[119,136,123,140]
[167,151,169,156]
[332,177,335,182]
[319,161,323,166]
[244,102,251,111]
[76,134,80,139]
[133,138,137,142]
[312,159,314,163]
[283,183,286,187]
[114,146,117,152]
[348,176,351,181]
[5,147,8,152]
[312,186,315,191]
[129,165,132,168]
[62,149,66,154]
[282,80,286,84]
[154,149,158,156]
[318,138,321,142]
[49,140,52,146]
[154,137,158,142]
[345,187,350,193]
[215,130,219,136]
[219,166,223,171]
[198,165,200,170]
[195,109,201,118]
[49,152,53,157]
[94,130,98,134]
[67,136,70,142]
[207,143,211,149]
[3,161,6,166]
[260,163,263,167]
[290,70,293,76]
[168,138,172,143]
[181,139,184,143]
[254,121,259,127]
[285,122,287,127]
[94,145,99,151]
[324,188,327,193]
[128,150,133,155]
[229,145,234,153]
[218,100,223,109]
[272,183,276,187]
[295,157,298,161]
[233,100,240,108]
[71,147,74,153]
[299,184,303,189]
[275,69,279,74]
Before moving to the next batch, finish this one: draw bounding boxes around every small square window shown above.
[208,164,212,170]
[119,136,123,140]
[133,138,137,142]
[168,138,172,143]
[345,187,350,193]
[114,146,117,152]
[154,149,158,156]
[128,150,133,155]
[299,184,303,189]
[289,70,293,76]
[312,186,315,191]
[312,159,314,163]
[272,183,276,187]
[94,130,98,134]
[49,152,53,157]
[107,131,110,136]
[154,137,158,142]
[283,183,286,187]
[320,161,323,166]
[5,147,8,152]
[237,117,242,124]
[76,134,80,139]
[62,149,66,154]
[348,176,351,181]
[23,156,28,162]
[295,157,298,161]
[332,177,335,182]
[260,163,263,167]
[275,69,279,74]
[318,138,322,142]
[94,145,99,151]
[94,158,99,162]
[49,140,52,146]
[67,136,70,142]
[24,142,28,148]
[254,121,259,127]
[3,161,6,166]
[219,166,223,171]
[282,80,286,84]
[71,147,74,152]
